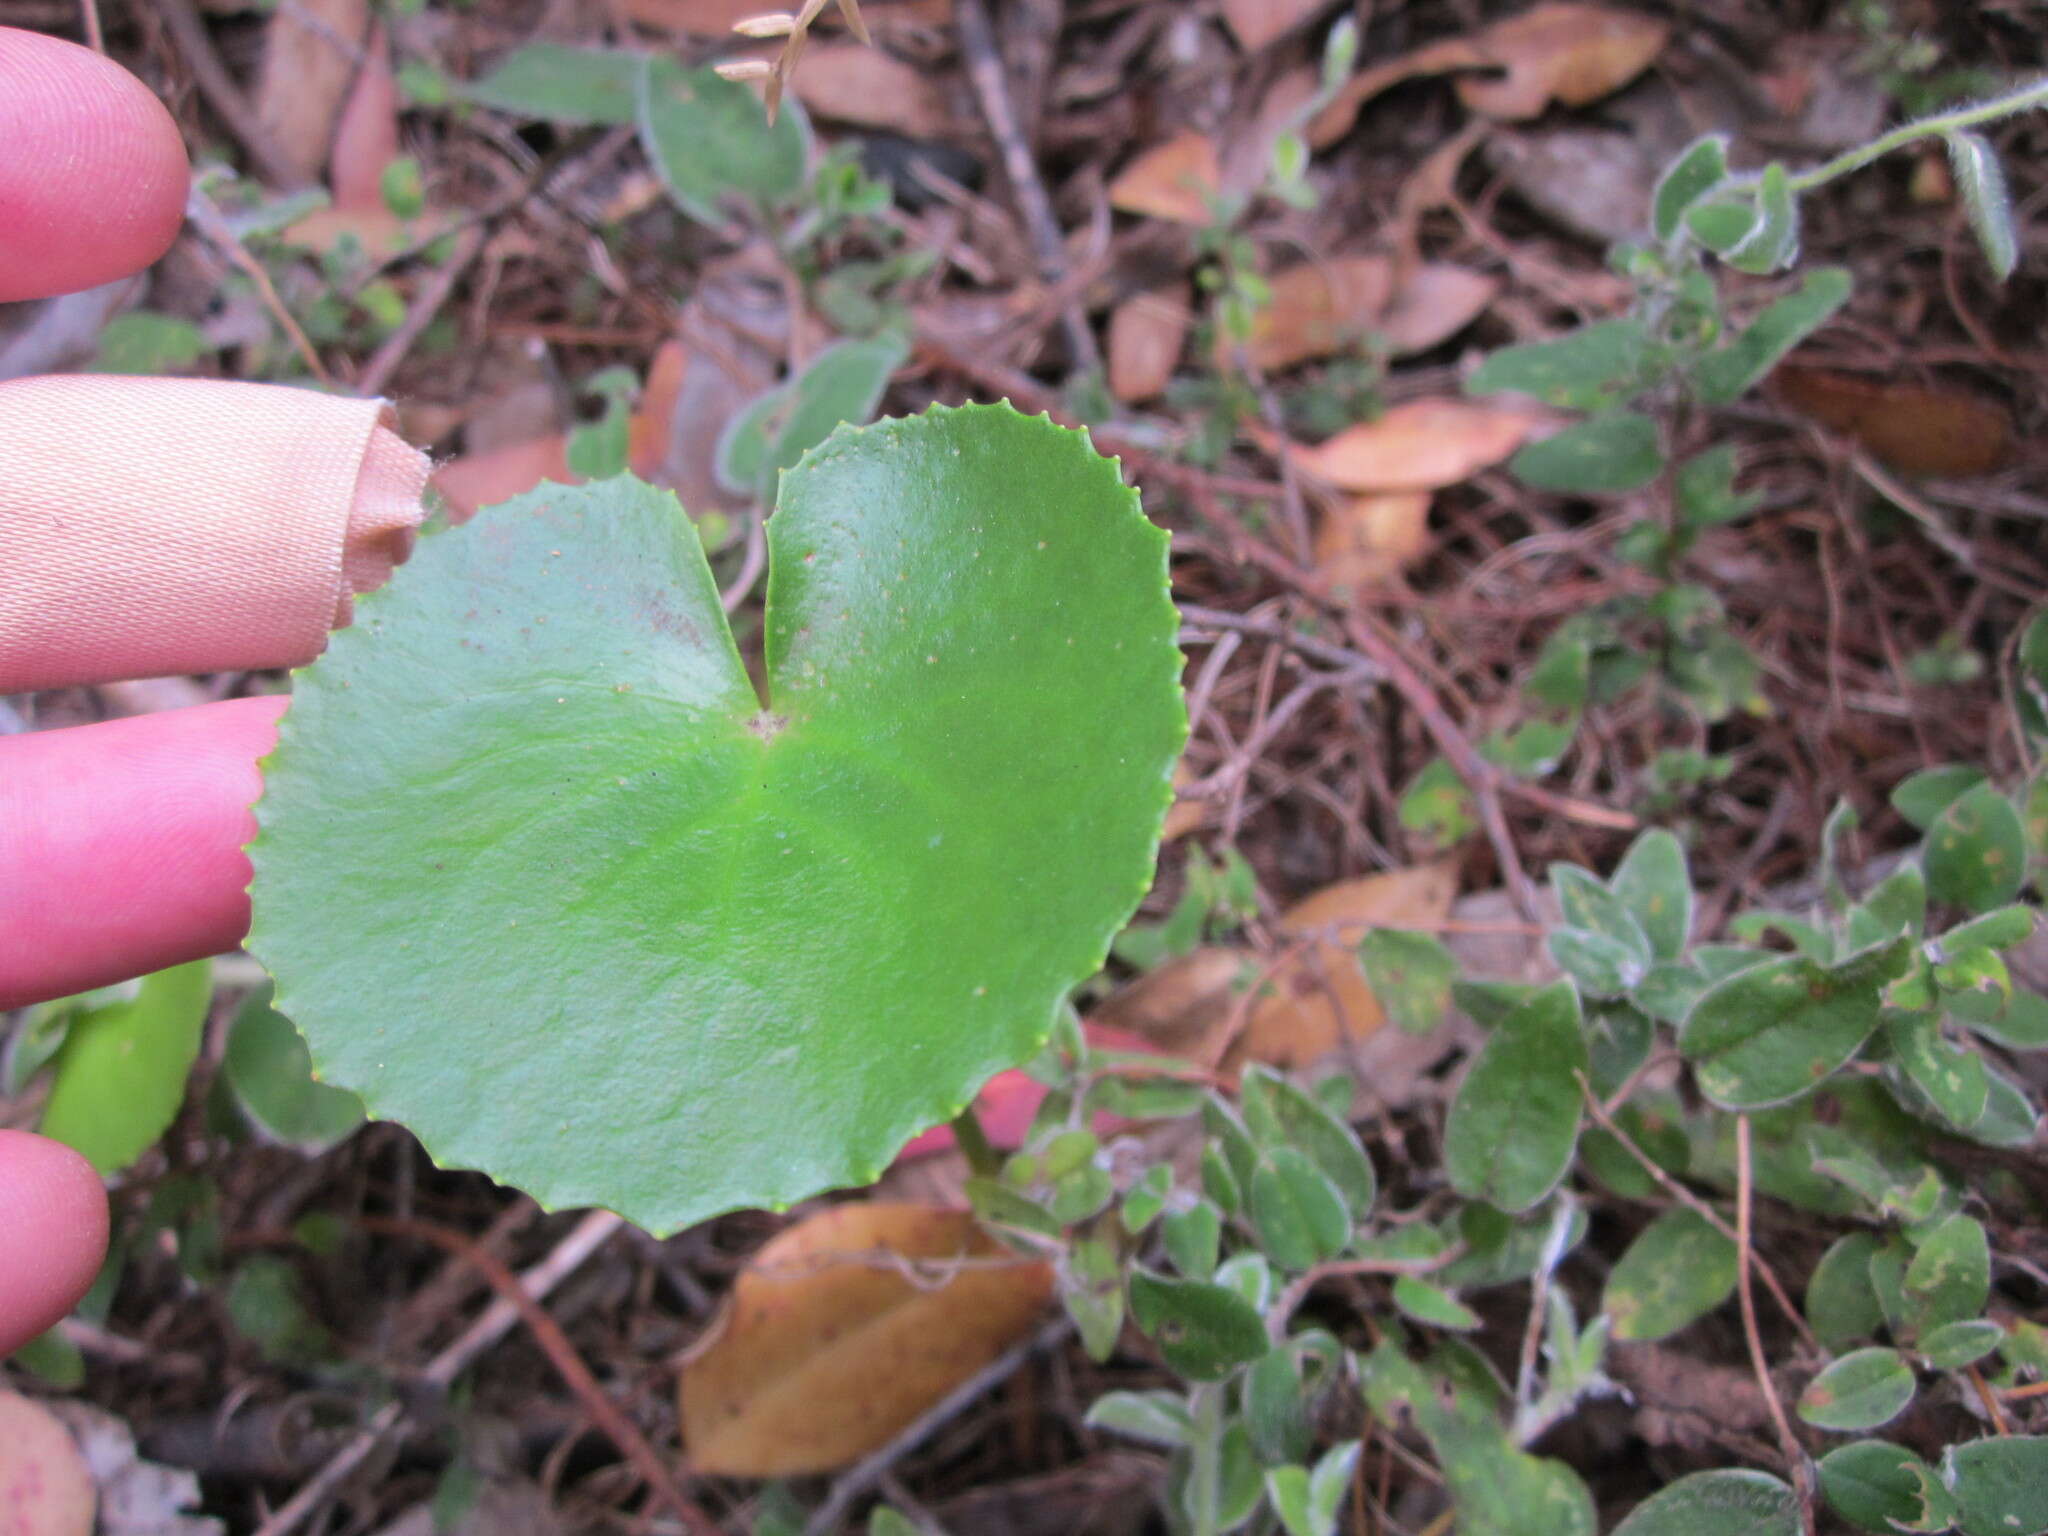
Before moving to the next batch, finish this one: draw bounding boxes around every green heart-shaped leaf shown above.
[249,404,1185,1232]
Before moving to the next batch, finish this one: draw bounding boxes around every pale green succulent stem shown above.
[1187,1384,1225,1536]
[1786,75,2048,194]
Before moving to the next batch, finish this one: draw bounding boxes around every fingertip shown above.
[0,1131,109,1357]
[0,27,189,303]
[0,695,289,1010]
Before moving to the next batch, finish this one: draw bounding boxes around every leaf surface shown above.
[249,405,1184,1231]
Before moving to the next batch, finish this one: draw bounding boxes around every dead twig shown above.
[1736,1116,1816,1533]
[251,1210,663,1536]
[953,0,1100,377]
[803,1318,1072,1536]
[155,0,313,190]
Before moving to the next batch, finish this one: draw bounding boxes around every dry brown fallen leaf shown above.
[1241,862,1460,1069]
[1109,131,1226,226]
[680,1203,1053,1476]
[1775,366,2014,480]
[1108,283,1193,403]
[1455,3,1669,121]
[1093,945,1250,1056]
[327,21,399,213]
[253,0,370,185]
[1308,2,1666,145]
[1221,0,1332,55]
[789,42,953,137]
[1295,398,1540,492]
[0,1392,95,1536]
[1234,258,1501,373]
[1236,258,1393,374]
[1378,263,1503,355]
[1314,491,1434,594]
[433,342,688,520]
[624,0,950,33]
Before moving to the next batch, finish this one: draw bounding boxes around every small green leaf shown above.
[1213,1252,1277,1311]
[1887,1016,1989,1131]
[1127,1271,1269,1382]
[1806,1232,1887,1351]
[8,1327,85,1389]
[1895,766,1991,831]
[1611,829,1692,961]
[1947,131,2019,281]
[715,334,907,499]
[1959,988,2048,1050]
[965,1178,1062,1237]
[1121,1164,1173,1231]
[1238,1066,1377,1216]
[1554,864,1653,957]
[1267,1442,1361,1536]
[1163,1199,1223,1279]
[1686,195,1760,254]
[223,985,366,1154]
[1678,936,1909,1110]
[1512,413,1665,494]
[1585,1002,1655,1098]
[1797,1347,1917,1431]
[1580,1101,1687,1200]
[1725,162,1801,274]
[1672,443,1760,530]
[1820,1440,1959,1534]
[461,43,641,123]
[638,56,809,225]
[1444,982,1586,1212]
[1394,1276,1481,1331]
[1694,267,1852,406]
[1942,1437,2048,1536]
[1244,1346,1312,1464]
[1633,961,1711,1025]
[1400,756,1478,842]
[1361,1338,1595,1536]
[1903,1213,1989,1338]
[1611,1469,1801,1536]
[1358,929,1457,1034]
[40,960,211,1175]
[1942,907,2036,956]
[1467,320,1649,411]
[1086,1389,1192,1447]
[227,1255,333,1366]
[1062,1236,1124,1361]
[1924,783,2028,914]
[1550,927,1649,997]
[90,311,208,375]
[1249,1147,1351,1271]
[1653,135,1732,243]
[1919,1319,2004,1371]
[1602,1209,1738,1343]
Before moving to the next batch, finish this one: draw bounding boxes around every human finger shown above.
[0,27,188,304]
[0,376,427,694]
[0,696,285,1010]
[0,1131,108,1356]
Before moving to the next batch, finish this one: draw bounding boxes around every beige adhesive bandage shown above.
[0,375,428,693]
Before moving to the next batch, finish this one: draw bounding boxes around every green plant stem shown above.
[1787,75,2048,192]
[1187,1383,1225,1536]
[951,1102,1002,1179]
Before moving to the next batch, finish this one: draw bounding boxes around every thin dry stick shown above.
[802,1318,1072,1536]
[1736,1116,1815,1534]
[1966,1365,2012,1434]
[252,1210,664,1536]
[953,0,1100,376]
[78,0,102,50]
[183,190,331,384]
[1578,1075,1818,1351]
[1339,610,1539,922]
[156,0,313,190]
[353,226,485,398]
